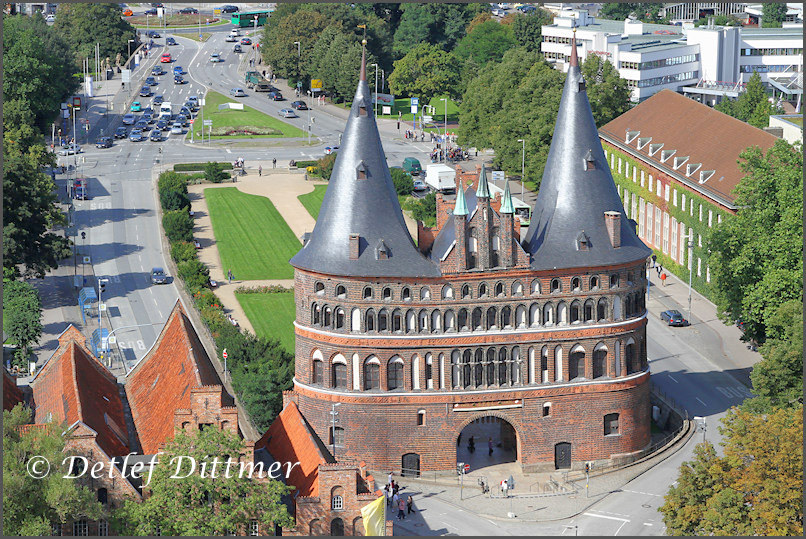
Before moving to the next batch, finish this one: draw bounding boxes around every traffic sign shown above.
[188,118,195,124]
[223,349,228,360]
[203,119,213,126]
[99,303,107,312]
[297,81,302,88]
[410,97,419,106]
[108,336,117,344]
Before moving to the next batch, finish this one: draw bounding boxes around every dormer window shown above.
[625,130,640,144]
[699,170,715,184]
[660,149,676,162]
[637,137,651,150]
[578,80,586,92]
[576,231,590,251]
[358,99,368,116]
[356,161,368,180]
[376,239,389,260]
[686,163,701,176]
[673,156,689,169]
[649,143,663,157]
[584,149,595,171]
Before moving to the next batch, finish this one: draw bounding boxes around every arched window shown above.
[331,486,344,510]
[332,361,347,388]
[432,309,443,332]
[392,309,402,332]
[501,306,512,328]
[444,310,455,331]
[543,402,552,417]
[402,287,411,301]
[335,307,345,329]
[472,307,484,330]
[364,357,380,390]
[313,359,324,385]
[498,348,508,385]
[543,302,554,325]
[625,338,637,374]
[557,302,568,325]
[474,349,484,386]
[363,286,373,299]
[541,346,549,383]
[365,308,376,331]
[512,281,524,296]
[458,308,469,330]
[420,287,431,300]
[442,285,454,299]
[511,346,520,384]
[593,343,607,379]
[554,346,563,381]
[97,488,108,505]
[323,306,332,327]
[569,345,585,380]
[425,354,434,389]
[405,310,416,332]
[378,309,389,331]
[516,304,527,328]
[627,271,634,284]
[451,350,461,388]
[312,304,321,325]
[550,279,561,293]
[531,279,542,295]
[597,298,608,321]
[495,282,505,297]
[615,340,622,377]
[315,282,325,295]
[613,295,622,319]
[486,348,496,385]
[387,357,404,390]
[604,413,620,436]
[478,283,488,297]
[419,309,429,332]
[462,350,472,388]
[411,354,420,389]
[610,273,620,288]
[583,299,594,322]
[351,308,361,331]
[336,285,346,298]
[382,287,392,300]
[571,277,581,291]
[484,307,495,330]
[570,301,581,323]
[590,276,599,289]
[461,284,471,299]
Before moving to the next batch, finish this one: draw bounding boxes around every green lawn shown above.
[297,185,327,219]
[204,187,300,280]
[236,291,296,353]
[193,90,307,139]
[181,32,212,42]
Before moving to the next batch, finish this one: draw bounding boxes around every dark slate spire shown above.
[521,29,651,271]
[290,41,439,278]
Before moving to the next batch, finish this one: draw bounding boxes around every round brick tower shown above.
[288,40,652,474]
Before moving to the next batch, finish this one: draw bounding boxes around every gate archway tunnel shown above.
[456,415,519,473]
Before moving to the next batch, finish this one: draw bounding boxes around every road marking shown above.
[643,523,653,526]
[667,374,678,383]
[623,489,663,497]
[696,397,707,406]
[226,148,232,153]
[583,513,629,522]
[594,510,631,517]
[614,520,628,536]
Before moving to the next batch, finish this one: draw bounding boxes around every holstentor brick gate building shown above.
[285,40,652,475]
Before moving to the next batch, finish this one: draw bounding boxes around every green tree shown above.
[715,72,781,126]
[177,259,210,291]
[510,10,553,51]
[3,405,104,535]
[260,8,332,88]
[113,426,293,535]
[2,279,43,367]
[162,209,194,243]
[53,3,135,65]
[390,168,414,196]
[170,241,198,265]
[599,3,667,23]
[388,43,463,102]
[392,2,487,58]
[453,20,517,67]
[316,153,337,181]
[694,14,741,27]
[762,2,788,27]
[706,139,802,344]
[410,192,437,227]
[580,53,632,126]
[660,406,803,536]
[203,161,229,184]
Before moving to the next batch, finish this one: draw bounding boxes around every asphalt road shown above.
[65,24,755,535]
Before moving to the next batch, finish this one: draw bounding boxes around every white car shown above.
[229,28,240,36]
[170,123,183,135]
[230,87,246,97]
[210,53,223,63]
[225,35,237,42]
[492,8,506,16]
[324,146,339,155]
[413,179,428,191]
[58,144,82,156]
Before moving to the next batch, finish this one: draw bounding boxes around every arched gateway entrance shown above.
[456,415,519,472]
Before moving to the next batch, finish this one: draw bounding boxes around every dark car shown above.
[240,37,251,45]
[291,100,308,110]
[519,5,536,13]
[166,37,177,46]
[268,91,284,101]
[155,119,168,131]
[135,120,150,131]
[149,129,162,142]
[220,5,239,13]
[233,43,242,53]
[147,30,160,38]
[95,136,112,148]
[141,106,154,116]
[153,95,164,105]
[173,65,184,75]
[142,113,154,124]
[176,114,187,126]
[661,310,688,327]
[151,267,168,284]
[129,129,144,142]
[178,7,197,14]
[145,76,158,86]
[174,75,186,84]
[152,65,165,76]
[179,106,192,118]
[139,86,152,97]
[144,9,157,16]
[114,126,128,139]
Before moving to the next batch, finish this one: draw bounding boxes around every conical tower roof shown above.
[476,164,490,198]
[290,45,439,278]
[521,34,651,270]
[454,182,469,216]
[500,180,514,214]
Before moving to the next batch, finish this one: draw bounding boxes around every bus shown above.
[231,10,270,28]
[487,182,532,226]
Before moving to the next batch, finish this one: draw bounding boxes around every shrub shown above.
[411,192,437,227]
[235,284,292,294]
[316,153,337,181]
[177,259,210,291]
[204,161,229,183]
[192,288,220,310]
[161,189,190,211]
[170,241,197,264]
[174,162,233,172]
[209,126,282,136]
[162,210,194,243]
[390,168,414,196]
[294,160,318,168]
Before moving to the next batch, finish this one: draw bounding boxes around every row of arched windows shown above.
[309,291,646,334]
[311,271,643,302]
[308,338,647,392]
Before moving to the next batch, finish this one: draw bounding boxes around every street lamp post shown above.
[127,39,135,64]
[681,233,694,323]
[371,63,378,116]
[517,139,526,198]
[440,98,447,142]
[98,277,109,359]
[293,41,301,92]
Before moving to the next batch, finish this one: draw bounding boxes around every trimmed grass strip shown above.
[297,185,327,219]
[194,90,307,139]
[204,187,300,280]
[236,291,296,353]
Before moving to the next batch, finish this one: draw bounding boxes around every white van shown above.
[229,28,240,37]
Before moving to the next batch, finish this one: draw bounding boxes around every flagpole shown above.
[383,493,386,536]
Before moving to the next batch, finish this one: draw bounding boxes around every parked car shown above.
[122,112,137,124]
[114,126,128,139]
[160,53,172,63]
[210,52,223,63]
[291,100,308,110]
[324,146,339,155]
[166,37,177,46]
[139,86,152,97]
[492,8,505,16]
[153,95,164,105]
[151,65,165,76]
[174,75,186,84]
[170,123,184,134]
[129,129,144,142]
[268,91,284,101]
[58,144,82,155]
[151,267,168,284]
[278,108,298,118]
[413,179,428,191]
[149,130,162,142]
[660,310,689,327]
[519,5,536,13]
[233,43,242,53]
[178,7,198,14]
[130,102,141,112]
[240,37,252,45]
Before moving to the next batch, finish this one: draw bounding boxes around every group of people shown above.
[651,255,667,285]
[429,146,469,164]
[384,474,415,520]
[403,130,423,141]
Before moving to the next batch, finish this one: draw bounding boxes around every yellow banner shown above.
[360,495,385,536]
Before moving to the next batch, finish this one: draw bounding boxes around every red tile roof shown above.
[258,401,331,497]
[125,301,226,454]
[29,330,130,458]
[3,368,24,411]
[599,89,778,206]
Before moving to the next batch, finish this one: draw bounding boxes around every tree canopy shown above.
[453,20,517,67]
[113,426,293,535]
[53,3,136,65]
[714,72,783,127]
[2,279,43,367]
[762,2,788,27]
[599,3,668,23]
[3,405,104,535]
[660,406,803,536]
[580,53,632,126]
[387,43,462,102]
[510,10,554,51]
[392,2,487,58]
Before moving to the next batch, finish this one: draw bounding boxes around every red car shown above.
[240,38,251,45]
[160,53,172,63]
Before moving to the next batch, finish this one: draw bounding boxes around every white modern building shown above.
[541,10,803,106]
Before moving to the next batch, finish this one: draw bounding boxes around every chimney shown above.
[604,211,621,248]
[349,234,360,260]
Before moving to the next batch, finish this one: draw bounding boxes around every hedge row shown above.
[174,162,233,172]
[234,284,292,294]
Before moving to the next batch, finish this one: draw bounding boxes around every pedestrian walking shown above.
[651,254,657,267]
[406,495,414,514]
[392,491,399,510]
[488,437,494,456]
[392,482,399,497]
[397,497,406,520]
[228,269,233,284]
[258,165,262,176]
[501,478,508,497]
[272,157,276,168]
[388,472,393,486]
[385,484,392,507]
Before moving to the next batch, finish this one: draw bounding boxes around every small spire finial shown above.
[454,184,469,216]
[359,39,367,81]
[501,180,514,214]
[569,27,579,67]
[476,164,491,199]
